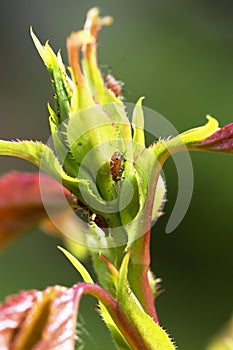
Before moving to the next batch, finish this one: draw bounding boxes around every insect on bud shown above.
[110,151,126,181]
[106,74,122,97]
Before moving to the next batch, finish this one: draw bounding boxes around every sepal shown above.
[190,122,233,153]
[31,28,71,123]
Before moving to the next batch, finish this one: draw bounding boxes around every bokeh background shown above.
[0,1,233,349]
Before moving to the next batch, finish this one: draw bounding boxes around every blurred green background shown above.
[0,1,232,349]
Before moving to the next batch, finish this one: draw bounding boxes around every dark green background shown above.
[0,1,232,349]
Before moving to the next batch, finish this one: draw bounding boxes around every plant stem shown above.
[76,282,157,349]
[129,230,159,323]
[128,161,163,323]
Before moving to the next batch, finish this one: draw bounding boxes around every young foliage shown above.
[0,6,232,350]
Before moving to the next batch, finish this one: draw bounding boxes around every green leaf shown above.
[67,105,125,203]
[31,28,71,123]
[58,246,93,283]
[62,238,89,261]
[179,115,219,144]
[132,96,145,150]
[0,140,110,211]
[0,140,81,193]
[67,106,114,161]
[117,252,176,350]
[81,8,133,145]
[149,115,219,164]
[48,108,79,178]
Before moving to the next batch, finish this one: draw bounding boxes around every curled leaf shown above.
[0,285,80,350]
[81,7,118,104]
[149,116,220,163]
[179,115,219,145]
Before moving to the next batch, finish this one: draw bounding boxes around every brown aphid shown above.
[94,214,109,236]
[110,151,124,181]
[106,74,122,97]
[68,194,88,210]
[68,194,92,219]
[68,193,79,209]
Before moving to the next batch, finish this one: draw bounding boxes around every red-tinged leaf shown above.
[0,172,70,248]
[0,285,81,350]
[192,123,233,153]
[0,290,38,349]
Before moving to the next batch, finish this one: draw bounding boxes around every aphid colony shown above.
[69,193,109,236]
[68,151,126,236]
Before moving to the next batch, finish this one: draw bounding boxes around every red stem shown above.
[75,282,156,349]
[129,164,163,323]
[129,230,159,323]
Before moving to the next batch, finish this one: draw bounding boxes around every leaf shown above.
[67,105,124,203]
[0,139,120,218]
[0,140,80,190]
[148,116,219,166]
[81,8,132,144]
[0,285,81,350]
[132,96,145,150]
[0,171,90,260]
[116,252,176,350]
[81,8,117,105]
[48,108,79,178]
[66,30,96,113]
[0,172,70,249]
[67,105,117,167]
[206,315,233,350]
[31,28,71,123]
[179,115,219,145]
[191,122,233,154]
[58,246,94,283]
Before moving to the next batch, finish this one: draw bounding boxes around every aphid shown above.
[94,214,109,236]
[110,151,125,181]
[68,193,79,210]
[68,194,92,223]
[106,74,122,97]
